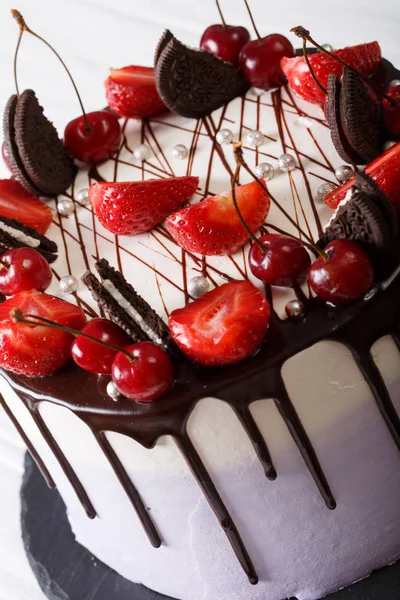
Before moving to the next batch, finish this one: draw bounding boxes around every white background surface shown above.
[0,1,399,599]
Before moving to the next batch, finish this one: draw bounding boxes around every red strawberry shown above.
[105,66,166,119]
[281,41,381,105]
[325,142,400,211]
[169,280,270,367]
[0,290,86,377]
[90,176,199,236]
[166,179,270,256]
[0,179,53,234]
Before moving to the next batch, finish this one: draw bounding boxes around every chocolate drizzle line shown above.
[2,82,400,585]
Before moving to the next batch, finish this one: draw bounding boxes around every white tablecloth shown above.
[0,1,399,598]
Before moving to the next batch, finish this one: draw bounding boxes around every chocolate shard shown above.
[340,68,382,164]
[0,216,58,263]
[14,90,76,196]
[154,30,250,119]
[353,171,398,241]
[326,73,363,165]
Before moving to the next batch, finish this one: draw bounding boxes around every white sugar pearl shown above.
[57,197,74,217]
[383,140,397,152]
[335,165,354,184]
[388,79,400,89]
[317,182,337,201]
[250,87,265,97]
[278,153,296,172]
[294,115,313,128]
[188,276,210,299]
[76,188,90,207]
[133,144,151,161]
[107,381,121,401]
[216,128,233,145]
[321,43,334,52]
[285,300,305,319]
[246,130,265,149]
[59,275,78,295]
[255,162,274,181]
[172,144,189,160]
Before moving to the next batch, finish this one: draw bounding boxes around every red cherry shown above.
[200,24,250,66]
[382,86,400,139]
[308,239,374,305]
[71,318,131,374]
[111,342,174,402]
[0,248,52,296]
[249,234,311,286]
[239,34,295,90]
[64,110,121,165]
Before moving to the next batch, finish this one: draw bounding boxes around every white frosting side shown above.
[0,223,40,248]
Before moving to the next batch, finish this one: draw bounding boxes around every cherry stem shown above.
[291,26,397,107]
[230,164,265,252]
[243,0,261,40]
[11,10,92,132]
[216,0,227,27]
[10,309,135,362]
[0,259,9,270]
[232,142,328,259]
[302,37,327,95]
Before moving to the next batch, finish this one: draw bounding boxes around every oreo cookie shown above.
[3,90,76,197]
[340,68,382,163]
[326,74,362,165]
[353,171,398,240]
[0,216,58,263]
[82,259,174,352]
[154,30,250,119]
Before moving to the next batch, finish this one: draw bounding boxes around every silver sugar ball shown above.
[255,162,274,181]
[133,144,151,161]
[246,130,265,149]
[383,140,397,152]
[57,197,74,217]
[285,299,305,320]
[59,275,79,295]
[172,144,189,160]
[278,153,296,172]
[321,43,334,52]
[388,79,400,89]
[76,187,90,207]
[188,276,210,299]
[216,128,233,145]
[107,380,121,401]
[250,87,265,97]
[317,182,337,201]
[335,165,354,184]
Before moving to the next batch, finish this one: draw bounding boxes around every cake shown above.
[1,7,400,600]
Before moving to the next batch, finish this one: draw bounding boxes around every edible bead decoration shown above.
[294,115,313,128]
[59,275,79,295]
[133,144,151,161]
[172,144,189,160]
[335,165,354,184]
[255,162,274,181]
[107,380,121,401]
[216,128,233,145]
[285,299,305,319]
[383,140,397,152]
[321,43,334,52]
[76,187,90,206]
[246,130,264,149]
[317,182,337,201]
[57,197,74,217]
[278,153,296,172]
[188,276,210,299]
[388,79,400,89]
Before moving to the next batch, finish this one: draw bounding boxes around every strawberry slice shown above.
[0,290,86,377]
[166,179,270,256]
[325,142,400,211]
[0,179,53,234]
[281,41,381,105]
[169,281,270,367]
[89,176,199,235]
[105,66,166,119]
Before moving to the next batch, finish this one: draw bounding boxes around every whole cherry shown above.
[308,239,374,305]
[382,85,400,139]
[200,1,250,66]
[64,111,121,165]
[71,318,131,374]
[112,342,174,402]
[0,248,52,296]
[249,233,311,286]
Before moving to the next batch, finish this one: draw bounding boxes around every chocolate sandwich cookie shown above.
[82,259,174,352]
[3,90,76,197]
[154,30,250,119]
[0,216,58,263]
[353,171,398,240]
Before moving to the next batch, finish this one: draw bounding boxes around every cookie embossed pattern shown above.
[0,6,400,600]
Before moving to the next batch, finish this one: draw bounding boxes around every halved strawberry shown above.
[0,179,53,234]
[169,280,270,367]
[166,179,270,256]
[105,66,166,119]
[325,142,400,211]
[281,41,381,105]
[90,176,199,235]
[0,290,86,377]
